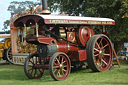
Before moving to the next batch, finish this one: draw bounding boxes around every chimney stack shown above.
[40,0,51,14]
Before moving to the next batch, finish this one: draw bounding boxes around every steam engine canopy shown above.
[14,15,115,27]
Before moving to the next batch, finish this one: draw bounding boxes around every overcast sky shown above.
[0,0,37,31]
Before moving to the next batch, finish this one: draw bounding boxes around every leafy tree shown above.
[2,20,10,31]
[48,0,128,53]
[2,1,40,31]
[7,1,39,14]
[2,0,128,53]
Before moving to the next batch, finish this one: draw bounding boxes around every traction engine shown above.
[13,0,115,81]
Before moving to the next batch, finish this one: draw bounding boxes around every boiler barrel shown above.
[37,42,79,57]
[57,42,79,54]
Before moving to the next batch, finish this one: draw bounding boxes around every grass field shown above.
[0,60,128,85]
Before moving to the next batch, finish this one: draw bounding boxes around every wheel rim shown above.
[52,54,70,80]
[93,36,112,71]
[7,47,13,63]
[25,54,44,79]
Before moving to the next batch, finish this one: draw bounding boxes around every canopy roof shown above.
[0,34,11,38]
[14,14,115,26]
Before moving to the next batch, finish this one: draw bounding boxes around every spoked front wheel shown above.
[24,53,45,79]
[49,52,71,81]
[86,34,113,72]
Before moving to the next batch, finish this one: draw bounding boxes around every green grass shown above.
[0,60,128,85]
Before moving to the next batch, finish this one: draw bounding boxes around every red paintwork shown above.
[13,14,114,66]
[79,26,93,46]
[68,51,79,61]
[67,32,76,43]
[57,41,79,54]
[38,38,57,45]
[37,33,87,61]
[57,42,69,54]
[78,50,87,61]
[38,38,81,61]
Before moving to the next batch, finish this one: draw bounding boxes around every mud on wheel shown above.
[24,53,45,79]
[86,34,112,72]
[49,52,71,81]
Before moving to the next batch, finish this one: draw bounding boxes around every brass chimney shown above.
[40,0,51,14]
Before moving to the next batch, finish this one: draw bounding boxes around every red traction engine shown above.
[14,1,115,81]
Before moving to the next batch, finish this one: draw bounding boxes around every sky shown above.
[0,0,37,31]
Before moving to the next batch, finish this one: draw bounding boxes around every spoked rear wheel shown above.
[24,53,45,79]
[86,34,112,72]
[49,52,71,81]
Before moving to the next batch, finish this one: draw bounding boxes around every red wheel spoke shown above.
[102,57,106,61]
[53,66,60,69]
[94,53,99,57]
[63,65,67,68]
[96,42,100,49]
[100,61,102,67]
[99,38,103,47]
[62,69,66,72]
[28,68,33,72]
[62,61,66,64]
[94,48,100,52]
[61,57,64,64]
[58,55,61,61]
[100,42,103,48]
[54,69,57,73]
[61,58,66,64]
[54,62,57,65]
[104,53,110,56]
[94,51,97,53]
[101,59,108,65]
[61,69,65,76]
[57,69,60,77]
[28,64,33,67]
[56,58,60,65]
[103,44,109,49]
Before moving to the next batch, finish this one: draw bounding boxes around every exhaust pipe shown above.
[40,0,51,14]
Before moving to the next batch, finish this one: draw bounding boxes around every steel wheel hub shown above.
[60,64,64,69]
[99,50,102,55]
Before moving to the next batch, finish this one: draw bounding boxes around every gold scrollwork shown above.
[16,35,37,53]
[68,32,75,42]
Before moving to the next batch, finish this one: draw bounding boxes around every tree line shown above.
[2,0,128,53]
